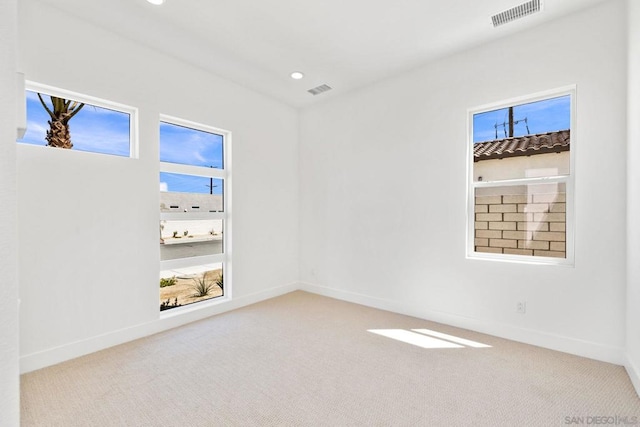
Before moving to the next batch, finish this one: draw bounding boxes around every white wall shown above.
[626,0,640,395]
[18,0,299,371]
[0,0,20,424]
[299,0,628,363]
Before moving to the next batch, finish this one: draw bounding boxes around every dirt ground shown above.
[160,269,223,310]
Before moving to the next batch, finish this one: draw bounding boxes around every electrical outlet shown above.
[517,301,526,314]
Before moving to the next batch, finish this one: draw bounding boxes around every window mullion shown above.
[160,162,225,178]
[472,175,569,189]
[160,253,226,272]
[160,212,225,221]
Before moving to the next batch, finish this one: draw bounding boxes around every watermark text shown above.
[564,416,638,425]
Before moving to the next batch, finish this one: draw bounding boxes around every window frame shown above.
[159,114,232,310]
[21,81,139,158]
[466,86,576,266]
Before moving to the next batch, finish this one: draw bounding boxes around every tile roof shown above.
[474,129,570,162]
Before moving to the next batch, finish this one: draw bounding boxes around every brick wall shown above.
[474,192,566,258]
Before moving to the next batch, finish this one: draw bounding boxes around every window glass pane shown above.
[473,95,570,182]
[18,90,131,157]
[160,263,224,311]
[474,183,566,258]
[160,121,223,168]
[160,219,223,261]
[160,172,223,212]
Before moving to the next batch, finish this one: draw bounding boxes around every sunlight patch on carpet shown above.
[368,329,464,349]
[412,328,492,348]
[368,329,491,349]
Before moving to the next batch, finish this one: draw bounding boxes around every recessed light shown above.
[290,71,304,80]
[147,0,164,5]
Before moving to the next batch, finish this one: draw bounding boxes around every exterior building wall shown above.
[160,192,223,213]
[473,150,568,258]
[474,151,569,182]
[475,190,566,258]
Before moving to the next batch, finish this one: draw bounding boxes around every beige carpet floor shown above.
[21,291,640,426]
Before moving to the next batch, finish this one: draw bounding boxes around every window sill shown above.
[466,252,575,267]
[159,294,230,319]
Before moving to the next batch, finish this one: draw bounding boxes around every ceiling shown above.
[37,0,607,108]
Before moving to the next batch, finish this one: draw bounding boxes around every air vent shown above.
[491,0,542,27]
[308,84,332,96]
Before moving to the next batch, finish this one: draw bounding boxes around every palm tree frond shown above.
[66,102,85,121]
[36,93,55,119]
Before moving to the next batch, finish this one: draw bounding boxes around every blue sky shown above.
[19,91,131,156]
[159,122,224,195]
[473,95,570,143]
[159,122,223,169]
[159,172,223,195]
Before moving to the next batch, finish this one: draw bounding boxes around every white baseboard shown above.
[20,280,628,374]
[298,282,625,366]
[625,354,640,398]
[20,282,298,374]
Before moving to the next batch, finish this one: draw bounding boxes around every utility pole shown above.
[206,165,217,195]
[508,106,514,137]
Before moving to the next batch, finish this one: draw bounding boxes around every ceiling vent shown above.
[308,84,332,96]
[491,0,542,27]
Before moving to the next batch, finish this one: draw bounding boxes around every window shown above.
[18,82,136,157]
[467,87,574,264]
[159,117,230,311]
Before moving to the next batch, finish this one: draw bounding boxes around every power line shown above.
[494,107,530,138]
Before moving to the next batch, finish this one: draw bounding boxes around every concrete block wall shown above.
[475,192,566,258]
[160,192,223,213]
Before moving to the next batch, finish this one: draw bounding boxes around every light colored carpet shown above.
[21,291,640,426]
